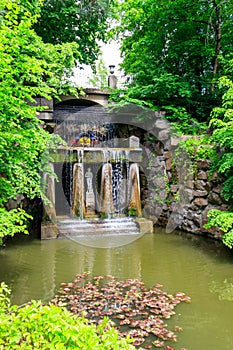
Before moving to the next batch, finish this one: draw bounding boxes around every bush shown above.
[0,283,135,350]
[179,136,216,162]
[204,209,233,248]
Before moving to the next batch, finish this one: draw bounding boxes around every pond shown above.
[1,228,233,350]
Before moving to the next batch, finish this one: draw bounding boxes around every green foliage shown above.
[34,0,115,66]
[128,205,137,217]
[209,61,233,201]
[89,57,109,88]
[204,209,233,248]
[179,136,216,161]
[0,283,11,311]
[112,0,233,124]
[165,107,208,135]
[0,283,135,349]
[0,0,80,242]
[0,209,32,245]
[204,62,233,249]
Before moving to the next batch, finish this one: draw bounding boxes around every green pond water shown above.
[1,228,233,350]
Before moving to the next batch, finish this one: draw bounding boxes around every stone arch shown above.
[56,88,110,107]
[55,98,99,108]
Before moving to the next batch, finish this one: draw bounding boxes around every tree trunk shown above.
[212,0,222,78]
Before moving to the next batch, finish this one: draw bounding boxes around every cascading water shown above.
[100,163,114,217]
[112,150,126,214]
[41,104,153,243]
[62,150,74,214]
[72,163,84,219]
[128,163,141,217]
[43,163,56,221]
[59,149,142,219]
[48,116,143,219]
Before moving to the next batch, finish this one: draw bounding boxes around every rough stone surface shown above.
[212,185,223,194]
[193,190,208,197]
[171,136,180,147]
[208,192,222,205]
[170,185,179,193]
[136,218,153,234]
[197,171,208,180]
[193,197,208,207]
[187,180,194,189]
[158,129,170,141]
[155,119,170,129]
[195,180,206,190]
[165,158,172,171]
[41,223,58,239]
[196,159,211,170]
[146,142,227,243]
[40,109,230,245]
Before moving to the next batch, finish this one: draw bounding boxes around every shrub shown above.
[0,283,135,350]
[204,209,233,248]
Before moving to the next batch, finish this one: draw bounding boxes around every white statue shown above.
[85,168,93,193]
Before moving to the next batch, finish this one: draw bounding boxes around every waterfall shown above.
[128,163,141,217]
[112,150,126,214]
[72,163,85,219]
[49,127,142,220]
[43,163,56,221]
[100,163,114,217]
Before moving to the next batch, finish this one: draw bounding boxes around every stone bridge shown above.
[37,88,111,131]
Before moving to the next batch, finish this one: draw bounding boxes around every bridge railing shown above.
[70,73,132,90]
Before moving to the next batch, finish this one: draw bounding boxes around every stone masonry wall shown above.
[157,156,229,240]
[115,122,230,242]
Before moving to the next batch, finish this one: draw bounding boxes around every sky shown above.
[72,40,123,86]
[101,41,122,75]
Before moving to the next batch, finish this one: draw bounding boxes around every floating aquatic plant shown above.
[52,273,190,349]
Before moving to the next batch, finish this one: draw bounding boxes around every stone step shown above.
[57,220,138,229]
[56,217,140,237]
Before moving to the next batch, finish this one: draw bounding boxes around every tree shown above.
[113,0,233,127]
[0,0,80,243]
[204,58,233,248]
[34,0,115,67]
[89,56,109,88]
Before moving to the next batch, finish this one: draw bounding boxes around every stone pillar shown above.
[108,65,117,89]
[108,75,117,89]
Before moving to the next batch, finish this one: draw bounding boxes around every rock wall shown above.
[156,156,229,240]
[115,122,230,242]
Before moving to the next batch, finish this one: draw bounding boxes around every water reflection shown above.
[1,229,233,349]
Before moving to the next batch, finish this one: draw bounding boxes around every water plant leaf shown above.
[52,273,191,349]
